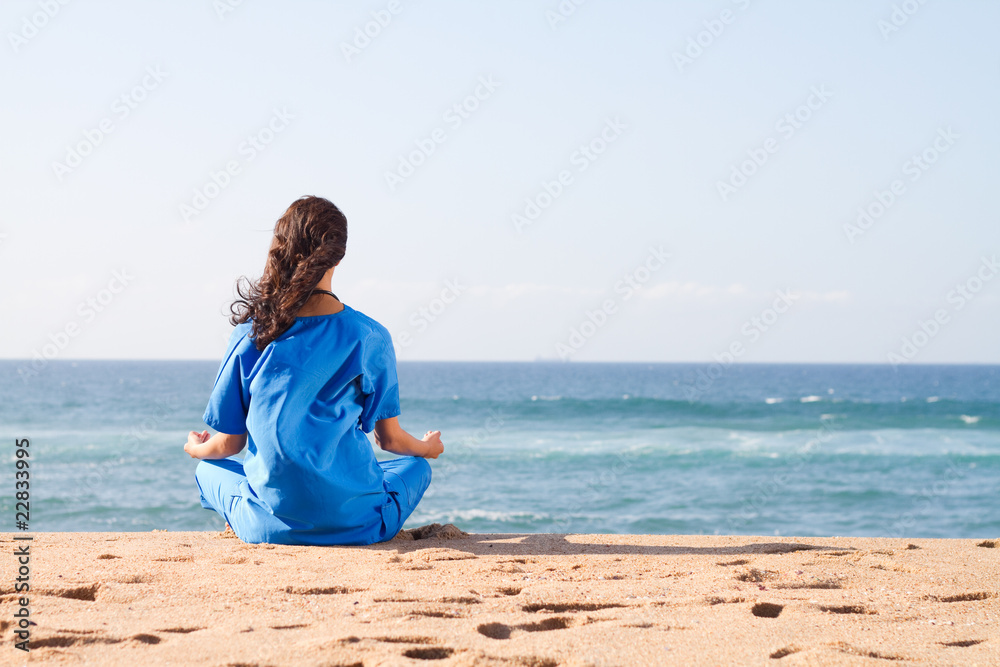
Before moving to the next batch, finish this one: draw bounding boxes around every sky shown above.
[1,0,997,363]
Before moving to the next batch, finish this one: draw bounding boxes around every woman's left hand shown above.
[184,430,210,459]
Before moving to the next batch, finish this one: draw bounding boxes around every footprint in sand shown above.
[284,585,361,595]
[409,609,465,619]
[870,558,924,573]
[769,645,801,659]
[391,548,474,570]
[939,639,985,647]
[402,647,455,660]
[373,635,437,644]
[928,591,995,603]
[775,578,843,590]
[477,623,513,640]
[751,602,783,618]
[753,543,823,554]
[522,602,623,613]
[32,634,120,648]
[158,627,203,634]
[374,595,421,603]
[217,554,248,564]
[477,617,575,640]
[830,641,905,661]
[735,568,779,583]
[415,548,477,562]
[706,596,746,605]
[33,630,160,648]
[437,595,481,604]
[39,584,100,601]
[114,573,156,584]
[818,604,875,615]
[518,617,573,632]
[495,563,524,574]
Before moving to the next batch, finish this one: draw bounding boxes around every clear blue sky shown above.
[1,0,997,363]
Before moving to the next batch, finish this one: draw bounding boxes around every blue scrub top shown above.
[202,304,401,544]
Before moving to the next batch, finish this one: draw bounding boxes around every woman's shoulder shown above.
[343,305,394,346]
[226,320,257,350]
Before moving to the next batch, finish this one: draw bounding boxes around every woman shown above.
[185,195,443,545]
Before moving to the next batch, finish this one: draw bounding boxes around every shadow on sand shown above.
[373,529,852,557]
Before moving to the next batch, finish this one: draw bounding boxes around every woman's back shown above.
[203,305,401,543]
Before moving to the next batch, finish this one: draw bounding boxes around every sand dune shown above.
[1,530,997,665]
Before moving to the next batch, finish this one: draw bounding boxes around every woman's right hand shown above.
[422,430,444,459]
[184,429,210,459]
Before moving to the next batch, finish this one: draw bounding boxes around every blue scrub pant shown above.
[194,456,432,545]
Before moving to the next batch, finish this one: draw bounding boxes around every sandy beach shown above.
[1,529,997,666]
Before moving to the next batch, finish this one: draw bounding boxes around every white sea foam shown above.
[800,395,822,403]
[926,396,940,403]
[765,397,782,404]
[960,415,980,425]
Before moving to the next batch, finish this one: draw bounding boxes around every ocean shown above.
[1,361,997,539]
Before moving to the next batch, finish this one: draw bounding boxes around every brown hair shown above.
[230,196,347,349]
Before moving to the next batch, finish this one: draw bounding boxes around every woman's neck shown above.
[296,290,344,317]
[296,267,343,318]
